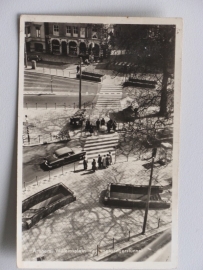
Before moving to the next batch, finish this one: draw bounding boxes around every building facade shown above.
[25,22,46,53]
[25,22,108,58]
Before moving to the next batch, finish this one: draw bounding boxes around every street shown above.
[24,95,98,109]
[24,70,100,108]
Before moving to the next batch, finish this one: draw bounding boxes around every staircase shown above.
[79,133,119,165]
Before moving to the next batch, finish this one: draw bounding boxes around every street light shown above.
[24,42,27,68]
[51,75,53,93]
[142,148,157,235]
[79,57,82,109]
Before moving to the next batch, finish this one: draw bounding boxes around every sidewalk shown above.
[22,159,172,261]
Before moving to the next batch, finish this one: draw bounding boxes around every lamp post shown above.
[79,57,82,109]
[24,42,27,68]
[51,75,53,93]
[142,148,157,235]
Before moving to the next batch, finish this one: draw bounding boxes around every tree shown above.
[106,24,176,117]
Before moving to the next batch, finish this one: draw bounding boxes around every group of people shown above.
[83,152,113,172]
[85,118,117,134]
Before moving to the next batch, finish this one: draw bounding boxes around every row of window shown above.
[53,25,98,39]
[25,25,99,39]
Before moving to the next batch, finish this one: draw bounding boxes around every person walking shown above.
[92,159,96,172]
[107,121,111,134]
[103,155,106,168]
[106,154,110,167]
[112,120,117,132]
[89,124,94,136]
[25,115,28,125]
[76,65,80,73]
[27,134,30,144]
[98,154,102,169]
[85,119,90,131]
[109,152,113,165]
[96,119,100,130]
[83,156,88,170]
[101,118,105,126]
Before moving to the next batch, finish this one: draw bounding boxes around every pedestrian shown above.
[83,157,88,170]
[101,118,105,126]
[25,115,28,124]
[27,134,30,144]
[92,159,96,172]
[89,124,94,136]
[103,155,106,168]
[106,154,110,167]
[107,121,111,134]
[76,65,80,73]
[112,120,117,132]
[98,154,102,169]
[109,151,113,165]
[85,119,90,131]
[96,119,100,130]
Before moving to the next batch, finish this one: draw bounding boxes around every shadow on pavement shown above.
[81,170,95,175]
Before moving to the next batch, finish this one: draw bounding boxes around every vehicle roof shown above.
[55,147,73,156]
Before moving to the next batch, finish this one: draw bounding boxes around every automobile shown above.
[41,146,86,170]
[27,54,42,62]
[70,109,86,127]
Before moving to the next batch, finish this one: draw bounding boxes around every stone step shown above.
[85,133,119,143]
[84,146,115,155]
[85,140,118,147]
[84,143,118,152]
[85,136,119,143]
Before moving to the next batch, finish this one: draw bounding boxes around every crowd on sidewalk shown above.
[83,152,113,172]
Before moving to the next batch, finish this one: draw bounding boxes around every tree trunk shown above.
[159,66,169,116]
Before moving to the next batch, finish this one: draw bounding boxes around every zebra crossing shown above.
[95,84,123,110]
[79,133,119,165]
[115,62,137,67]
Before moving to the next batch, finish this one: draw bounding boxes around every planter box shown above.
[82,71,103,78]
[77,74,102,82]
[123,81,156,89]
[104,183,170,209]
[22,183,76,230]
[129,77,157,85]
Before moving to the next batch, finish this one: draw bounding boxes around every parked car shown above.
[41,147,86,170]
[27,55,42,62]
[70,109,86,127]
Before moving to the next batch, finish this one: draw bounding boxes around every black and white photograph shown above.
[17,15,182,269]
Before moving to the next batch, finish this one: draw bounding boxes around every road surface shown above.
[24,71,101,94]
[24,95,98,109]
[24,71,100,108]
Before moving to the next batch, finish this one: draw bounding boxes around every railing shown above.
[24,102,96,110]
[23,162,78,192]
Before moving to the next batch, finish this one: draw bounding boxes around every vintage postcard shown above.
[17,15,182,269]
